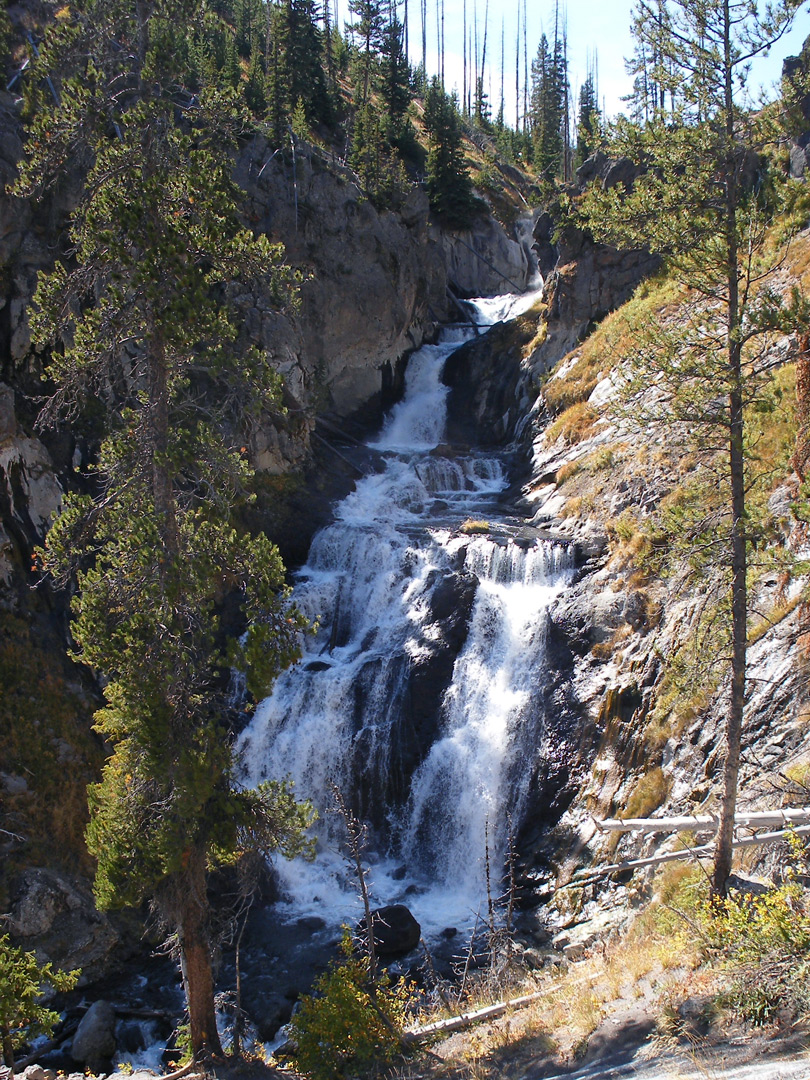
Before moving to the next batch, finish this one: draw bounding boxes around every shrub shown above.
[289,933,414,1080]
[0,935,79,1069]
[460,519,490,535]
[709,871,810,1026]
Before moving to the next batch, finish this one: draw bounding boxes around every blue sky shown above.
[367,0,810,126]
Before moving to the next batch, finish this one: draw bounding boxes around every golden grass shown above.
[545,402,599,445]
[747,592,803,646]
[460,518,491,535]
[621,766,671,820]
[555,460,581,485]
[542,272,685,416]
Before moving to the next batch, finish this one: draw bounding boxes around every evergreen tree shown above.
[530,32,564,183]
[423,78,478,227]
[575,71,600,168]
[286,0,332,124]
[579,0,809,897]
[16,0,315,1057]
[379,9,411,139]
[223,28,242,88]
[265,1,291,142]
[347,0,385,105]
[245,44,267,113]
[234,0,265,56]
[0,937,79,1070]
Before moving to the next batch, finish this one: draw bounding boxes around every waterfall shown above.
[236,288,575,936]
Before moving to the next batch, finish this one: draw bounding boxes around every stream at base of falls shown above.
[236,288,576,954]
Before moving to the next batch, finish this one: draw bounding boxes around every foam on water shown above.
[237,286,573,937]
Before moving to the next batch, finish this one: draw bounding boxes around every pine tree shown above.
[286,0,332,125]
[423,78,478,227]
[0,937,79,1070]
[530,32,563,183]
[379,8,411,140]
[245,44,267,113]
[347,0,385,106]
[16,0,316,1057]
[265,1,291,142]
[579,0,809,897]
[575,71,600,169]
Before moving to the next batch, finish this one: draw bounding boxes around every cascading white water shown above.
[237,289,575,935]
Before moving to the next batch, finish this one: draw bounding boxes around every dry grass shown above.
[545,402,600,445]
[460,519,491,535]
[621,766,671,820]
[542,273,684,416]
[747,593,803,646]
[555,460,581,485]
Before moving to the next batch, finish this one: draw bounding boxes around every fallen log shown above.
[568,823,810,887]
[404,971,602,1043]
[594,808,810,834]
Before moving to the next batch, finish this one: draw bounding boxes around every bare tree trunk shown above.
[793,333,810,481]
[2,1028,15,1071]
[712,0,745,900]
[177,849,223,1059]
[463,0,467,114]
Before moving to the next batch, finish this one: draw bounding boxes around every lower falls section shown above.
[237,293,580,938]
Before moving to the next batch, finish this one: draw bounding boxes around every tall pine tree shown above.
[423,78,478,227]
[579,0,809,897]
[17,0,315,1057]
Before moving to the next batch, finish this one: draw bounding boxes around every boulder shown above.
[532,211,558,277]
[603,156,643,191]
[8,869,122,983]
[789,132,810,180]
[359,904,421,956]
[71,1000,117,1072]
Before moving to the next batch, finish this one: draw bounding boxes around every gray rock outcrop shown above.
[70,1000,117,1072]
[436,215,533,297]
[8,869,122,983]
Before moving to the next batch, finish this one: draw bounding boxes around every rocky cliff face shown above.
[0,84,538,979]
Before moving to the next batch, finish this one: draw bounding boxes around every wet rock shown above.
[71,1000,117,1072]
[429,570,478,634]
[359,904,421,956]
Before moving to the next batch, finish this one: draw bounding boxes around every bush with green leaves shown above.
[0,935,79,1069]
[289,932,415,1080]
[656,838,810,1028]
[708,853,810,1026]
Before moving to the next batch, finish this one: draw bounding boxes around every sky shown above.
[341,0,810,127]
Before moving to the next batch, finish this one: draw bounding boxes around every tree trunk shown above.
[2,1027,15,1071]
[177,848,223,1060]
[712,0,745,899]
[148,340,179,559]
[793,333,810,481]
